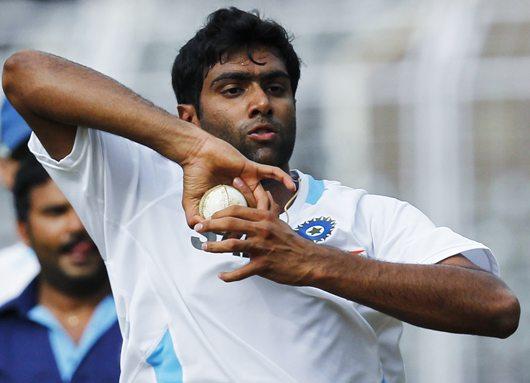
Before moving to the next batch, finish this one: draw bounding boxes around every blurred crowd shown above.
[0,99,122,382]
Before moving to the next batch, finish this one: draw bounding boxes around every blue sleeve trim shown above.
[147,329,183,383]
[305,176,325,205]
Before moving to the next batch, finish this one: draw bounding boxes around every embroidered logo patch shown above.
[295,217,336,243]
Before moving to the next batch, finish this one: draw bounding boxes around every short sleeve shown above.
[29,126,96,172]
[29,127,107,244]
[28,127,182,260]
[357,194,499,275]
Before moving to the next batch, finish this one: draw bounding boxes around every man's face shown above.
[20,179,106,296]
[198,46,296,169]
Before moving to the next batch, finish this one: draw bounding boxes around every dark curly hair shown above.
[13,155,50,222]
[171,7,301,112]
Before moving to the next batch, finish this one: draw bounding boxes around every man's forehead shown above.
[223,48,280,65]
[30,179,69,207]
[205,47,287,80]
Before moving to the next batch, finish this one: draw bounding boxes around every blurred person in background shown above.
[0,99,39,304]
[0,157,121,383]
[1,7,520,383]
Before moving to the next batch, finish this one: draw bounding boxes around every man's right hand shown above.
[179,132,295,227]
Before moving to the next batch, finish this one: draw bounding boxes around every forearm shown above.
[309,246,520,338]
[2,50,204,162]
[196,205,519,337]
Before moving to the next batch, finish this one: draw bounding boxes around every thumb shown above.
[218,262,259,282]
[182,197,203,228]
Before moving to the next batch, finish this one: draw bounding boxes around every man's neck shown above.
[38,279,110,343]
[39,280,109,311]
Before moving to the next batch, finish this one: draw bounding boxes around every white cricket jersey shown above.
[29,127,497,383]
[0,242,39,305]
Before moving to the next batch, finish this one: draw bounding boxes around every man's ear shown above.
[17,221,31,247]
[177,104,201,127]
[0,158,18,191]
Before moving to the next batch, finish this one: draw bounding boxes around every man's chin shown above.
[242,139,294,168]
[245,149,284,167]
[44,268,108,297]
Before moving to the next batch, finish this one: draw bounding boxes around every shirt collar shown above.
[0,277,39,318]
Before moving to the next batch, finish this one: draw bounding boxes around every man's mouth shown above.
[247,124,278,141]
[62,239,97,264]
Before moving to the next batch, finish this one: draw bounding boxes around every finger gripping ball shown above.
[199,185,248,219]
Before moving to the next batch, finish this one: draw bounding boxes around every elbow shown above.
[2,49,42,101]
[488,288,520,339]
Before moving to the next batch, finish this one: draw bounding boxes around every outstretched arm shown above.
[2,50,192,162]
[2,50,295,225]
[196,205,520,339]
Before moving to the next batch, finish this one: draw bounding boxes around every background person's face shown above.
[198,46,296,169]
[20,179,107,296]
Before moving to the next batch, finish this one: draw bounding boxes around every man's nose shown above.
[65,209,84,233]
[248,86,272,118]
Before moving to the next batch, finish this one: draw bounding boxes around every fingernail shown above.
[201,243,207,250]
[234,177,243,187]
[194,223,203,232]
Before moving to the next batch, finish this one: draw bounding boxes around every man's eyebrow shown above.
[259,70,291,82]
[40,202,70,213]
[210,70,290,87]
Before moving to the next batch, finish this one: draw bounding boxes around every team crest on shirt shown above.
[295,217,336,243]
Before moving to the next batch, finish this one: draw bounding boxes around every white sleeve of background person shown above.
[355,194,499,275]
[0,243,40,305]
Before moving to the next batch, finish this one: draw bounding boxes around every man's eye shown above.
[267,85,285,95]
[44,207,68,216]
[221,87,244,96]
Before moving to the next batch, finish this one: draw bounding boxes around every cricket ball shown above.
[199,185,248,219]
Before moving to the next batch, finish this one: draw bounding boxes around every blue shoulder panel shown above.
[305,175,325,205]
[147,329,183,383]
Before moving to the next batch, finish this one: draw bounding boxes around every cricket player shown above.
[2,7,519,383]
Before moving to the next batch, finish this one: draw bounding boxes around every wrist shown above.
[298,242,337,286]
[305,244,363,289]
[154,118,209,165]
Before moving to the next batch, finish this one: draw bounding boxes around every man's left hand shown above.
[195,205,329,284]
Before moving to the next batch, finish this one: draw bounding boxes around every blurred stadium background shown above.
[0,0,528,381]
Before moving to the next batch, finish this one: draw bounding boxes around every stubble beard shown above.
[39,261,109,298]
[200,115,297,169]
[29,231,109,299]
